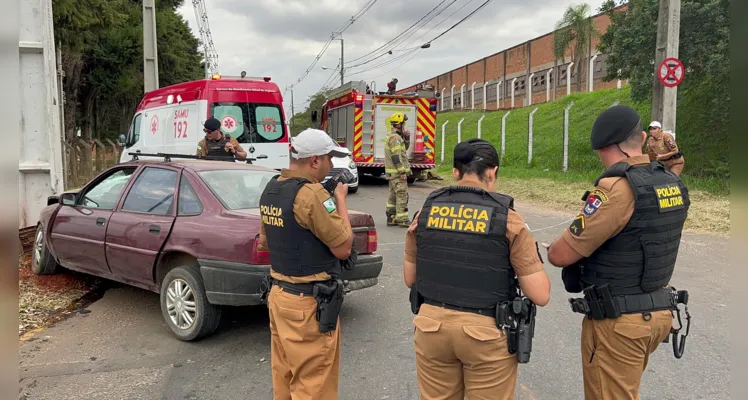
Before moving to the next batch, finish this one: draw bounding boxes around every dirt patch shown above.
[18,253,101,337]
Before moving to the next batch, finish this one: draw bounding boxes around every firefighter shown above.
[404,138,551,399]
[546,106,691,399]
[385,112,411,227]
[258,128,353,400]
[196,117,247,161]
[387,77,398,95]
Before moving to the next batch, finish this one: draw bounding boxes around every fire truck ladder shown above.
[362,94,375,161]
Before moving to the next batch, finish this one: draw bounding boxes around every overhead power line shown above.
[291,0,379,89]
[345,0,455,67]
[422,0,494,46]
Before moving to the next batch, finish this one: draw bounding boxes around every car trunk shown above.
[230,208,377,256]
[348,210,377,255]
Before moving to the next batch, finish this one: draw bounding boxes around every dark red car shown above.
[31,157,383,341]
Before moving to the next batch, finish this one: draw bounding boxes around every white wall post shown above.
[441,88,446,111]
[471,82,477,110]
[528,107,539,165]
[496,80,503,110]
[482,83,487,110]
[528,73,535,106]
[440,120,449,163]
[511,78,517,108]
[563,101,574,172]
[567,62,574,96]
[460,84,466,109]
[589,54,599,92]
[617,69,622,89]
[477,115,486,139]
[501,111,511,161]
[457,118,465,143]
[451,85,455,110]
[546,69,553,102]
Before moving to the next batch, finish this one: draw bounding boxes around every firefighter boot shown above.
[386,209,397,226]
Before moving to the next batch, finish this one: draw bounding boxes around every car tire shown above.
[31,224,58,275]
[160,265,222,341]
[348,186,358,194]
[407,175,417,184]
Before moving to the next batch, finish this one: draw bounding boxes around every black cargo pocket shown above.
[641,238,680,292]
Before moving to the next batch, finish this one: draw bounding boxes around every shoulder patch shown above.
[583,192,605,216]
[322,197,337,213]
[568,215,585,237]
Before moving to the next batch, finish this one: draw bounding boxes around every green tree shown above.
[553,3,598,93]
[598,0,730,178]
[289,92,328,136]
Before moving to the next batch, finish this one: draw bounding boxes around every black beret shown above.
[590,105,643,150]
[204,117,221,131]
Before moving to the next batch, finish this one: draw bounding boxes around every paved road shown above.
[19,177,730,400]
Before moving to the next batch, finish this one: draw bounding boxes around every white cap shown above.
[290,128,349,160]
[648,121,662,129]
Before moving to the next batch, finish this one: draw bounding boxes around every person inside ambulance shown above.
[196,117,247,161]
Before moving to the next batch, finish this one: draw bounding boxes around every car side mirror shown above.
[311,110,318,124]
[119,134,126,146]
[60,193,77,206]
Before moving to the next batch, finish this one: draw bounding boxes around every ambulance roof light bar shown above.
[211,74,271,82]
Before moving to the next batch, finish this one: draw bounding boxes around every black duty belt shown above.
[569,285,677,319]
[424,299,496,317]
[272,279,316,296]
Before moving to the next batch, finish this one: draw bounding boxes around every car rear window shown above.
[197,169,278,210]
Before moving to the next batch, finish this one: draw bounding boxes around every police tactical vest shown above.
[415,186,517,309]
[581,161,690,296]
[205,134,234,161]
[259,177,341,278]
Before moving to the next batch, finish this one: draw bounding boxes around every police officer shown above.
[404,138,551,399]
[645,121,685,176]
[385,112,411,227]
[196,117,247,160]
[546,106,690,400]
[258,128,353,400]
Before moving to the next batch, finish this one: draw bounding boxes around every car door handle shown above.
[149,225,161,235]
[96,217,106,226]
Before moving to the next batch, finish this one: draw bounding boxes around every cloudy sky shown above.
[178,0,606,116]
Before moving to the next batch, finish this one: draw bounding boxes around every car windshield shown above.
[197,169,278,210]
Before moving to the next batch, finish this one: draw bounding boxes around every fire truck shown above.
[314,81,438,183]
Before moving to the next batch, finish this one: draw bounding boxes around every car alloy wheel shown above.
[166,278,198,330]
[33,229,44,269]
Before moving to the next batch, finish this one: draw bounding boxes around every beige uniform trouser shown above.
[413,304,519,400]
[581,310,673,400]
[268,285,341,400]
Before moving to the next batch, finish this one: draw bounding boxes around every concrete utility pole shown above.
[142,0,159,92]
[289,86,295,130]
[336,32,345,86]
[651,0,681,136]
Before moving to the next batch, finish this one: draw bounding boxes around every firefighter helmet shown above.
[389,112,406,125]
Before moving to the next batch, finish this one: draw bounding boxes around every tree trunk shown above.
[81,87,95,141]
[61,50,84,142]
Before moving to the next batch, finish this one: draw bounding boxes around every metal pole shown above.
[566,62,574,96]
[477,115,486,139]
[652,0,681,136]
[340,37,345,86]
[441,121,449,163]
[563,101,574,172]
[501,111,511,161]
[528,107,538,165]
[457,118,465,143]
[142,0,159,93]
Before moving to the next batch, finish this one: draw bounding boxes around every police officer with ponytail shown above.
[404,138,551,399]
[546,105,691,399]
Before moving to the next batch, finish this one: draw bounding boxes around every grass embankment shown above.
[429,87,729,235]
